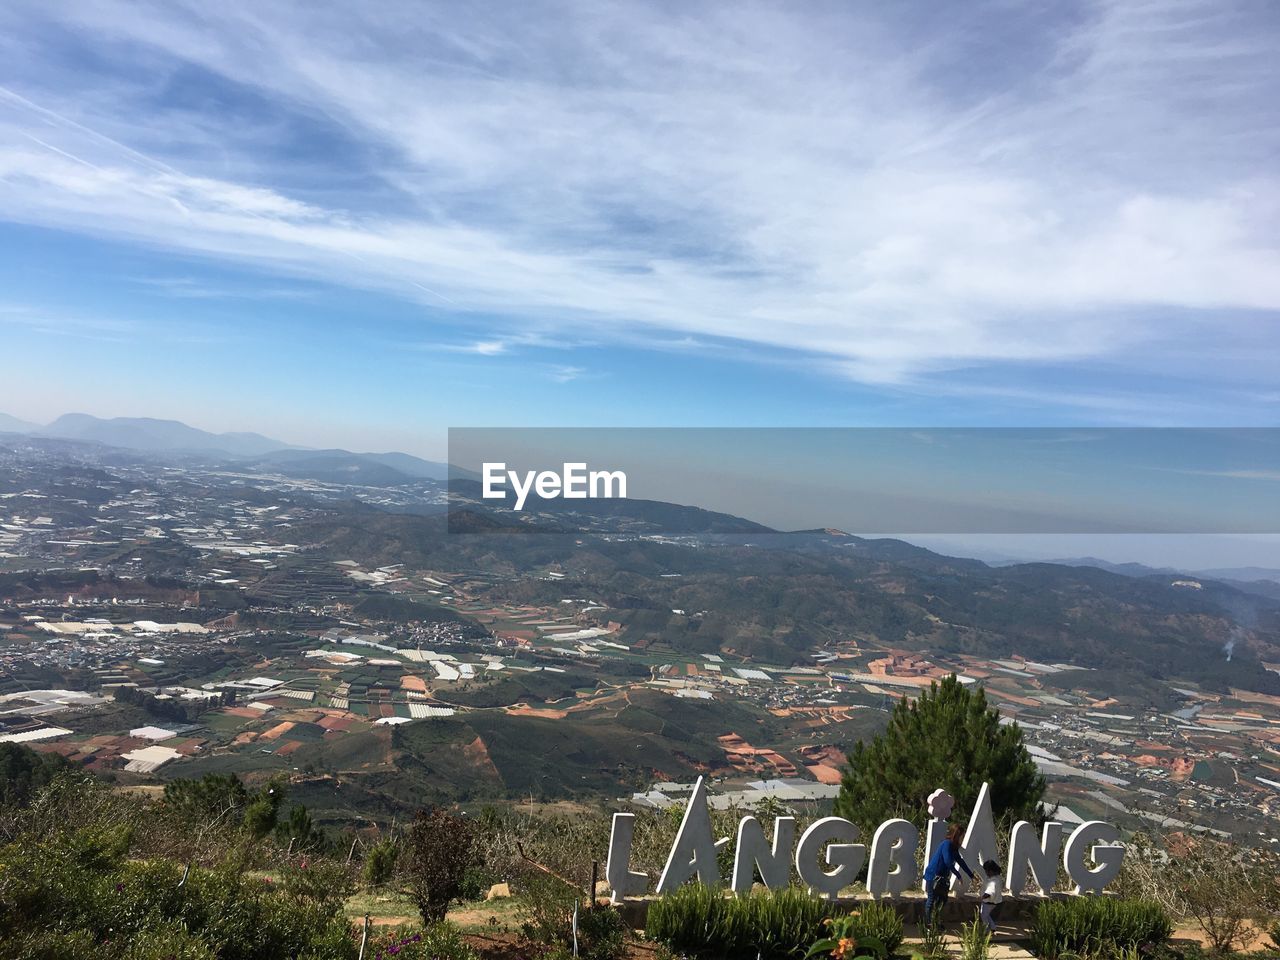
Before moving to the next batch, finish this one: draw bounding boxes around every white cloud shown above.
[0,0,1276,391]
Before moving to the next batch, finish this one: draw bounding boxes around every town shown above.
[2,435,1278,853]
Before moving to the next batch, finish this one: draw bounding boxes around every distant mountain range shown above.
[5,413,1280,586]
[35,413,289,457]
[0,412,38,433]
[0,412,448,482]
[1041,556,1280,584]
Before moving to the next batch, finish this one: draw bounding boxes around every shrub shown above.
[279,858,357,908]
[647,885,842,960]
[1030,897,1172,960]
[403,808,479,925]
[458,864,500,902]
[958,919,990,960]
[1118,832,1280,955]
[846,900,903,956]
[805,913,888,960]
[576,904,629,960]
[0,825,359,960]
[515,868,580,948]
[917,918,946,960]
[1170,847,1273,954]
[366,922,477,960]
[362,837,400,888]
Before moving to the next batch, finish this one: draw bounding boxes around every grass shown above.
[338,886,525,935]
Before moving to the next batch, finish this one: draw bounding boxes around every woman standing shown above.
[922,824,975,926]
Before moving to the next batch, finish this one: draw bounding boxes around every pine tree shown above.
[833,674,1046,830]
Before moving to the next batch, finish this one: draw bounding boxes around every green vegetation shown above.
[833,674,1046,830]
[647,886,905,960]
[0,820,357,959]
[365,924,477,960]
[0,743,74,807]
[514,870,627,960]
[403,808,479,924]
[802,902,901,960]
[1117,832,1280,954]
[1029,897,1172,960]
[163,773,285,841]
[958,919,991,960]
[362,836,399,887]
[442,669,600,708]
[389,687,784,802]
[804,911,887,959]
[844,901,903,956]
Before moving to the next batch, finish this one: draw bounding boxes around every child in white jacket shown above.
[980,859,1003,934]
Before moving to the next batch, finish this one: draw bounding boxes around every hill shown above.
[0,412,37,433]
[37,413,291,457]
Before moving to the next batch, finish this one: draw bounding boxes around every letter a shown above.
[656,777,725,892]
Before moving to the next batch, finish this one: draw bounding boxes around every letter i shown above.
[922,788,954,892]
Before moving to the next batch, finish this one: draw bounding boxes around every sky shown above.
[0,2,1277,565]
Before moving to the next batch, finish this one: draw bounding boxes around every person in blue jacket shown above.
[923,823,975,926]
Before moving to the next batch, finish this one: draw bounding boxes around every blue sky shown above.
[1,0,1278,461]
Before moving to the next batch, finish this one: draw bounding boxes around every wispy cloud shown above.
[0,0,1276,398]
[131,276,318,300]
[546,364,592,384]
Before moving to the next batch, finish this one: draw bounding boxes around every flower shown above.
[831,936,857,959]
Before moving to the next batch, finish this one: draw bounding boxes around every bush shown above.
[515,869,580,948]
[1118,832,1279,955]
[0,825,358,960]
[278,858,356,908]
[403,808,479,925]
[804,913,888,960]
[362,837,400,888]
[958,919,990,960]
[576,904,629,960]
[846,900,903,956]
[458,864,500,902]
[647,885,842,960]
[1030,897,1172,960]
[366,922,477,960]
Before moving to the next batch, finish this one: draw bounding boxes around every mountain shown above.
[24,415,450,483]
[37,414,290,457]
[447,477,775,533]
[245,449,447,486]
[1037,557,1182,577]
[0,412,37,433]
[1197,566,1280,583]
[360,451,450,480]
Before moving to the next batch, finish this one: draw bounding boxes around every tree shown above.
[163,773,249,821]
[275,803,316,849]
[1120,832,1279,955]
[0,743,79,808]
[163,773,284,836]
[833,674,1046,830]
[403,807,478,924]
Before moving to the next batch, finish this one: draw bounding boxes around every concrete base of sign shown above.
[617,890,1078,930]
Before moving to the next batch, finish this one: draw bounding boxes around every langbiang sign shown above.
[606,778,1125,902]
